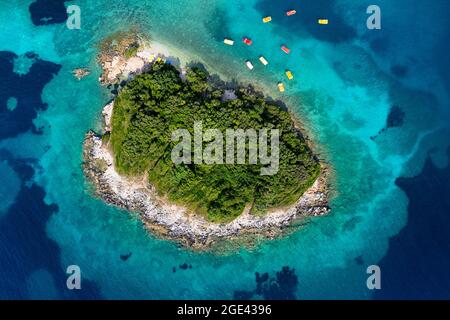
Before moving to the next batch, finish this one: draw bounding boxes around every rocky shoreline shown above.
[82,34,331,250]
[83,128,330,249]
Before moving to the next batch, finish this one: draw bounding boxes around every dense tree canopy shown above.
[110,61,320,222]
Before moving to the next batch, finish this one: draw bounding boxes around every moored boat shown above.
[318,19,329,25]
[278,82,285,92]
[259,56,269,66]
[223,38,234,46]
[246,60,254,70]
[281,45,291,54]
[243,37,253,45]
[285,70,293,80]
[286,10,296,16]
[262,16,272,23]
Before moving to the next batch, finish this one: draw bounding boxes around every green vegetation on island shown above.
[110,61,320,222]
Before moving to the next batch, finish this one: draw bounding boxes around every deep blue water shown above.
[375,148,450,299]
[0,151,102,299]
[28,0,69,26]
[0,0,449,299]
[0,51,60,139]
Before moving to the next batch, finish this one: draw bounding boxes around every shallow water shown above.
[0,0,449,299]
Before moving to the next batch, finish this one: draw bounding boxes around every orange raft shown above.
[286,10,297,16]
[281,45,291,54]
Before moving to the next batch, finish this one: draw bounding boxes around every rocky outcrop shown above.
[72,68,90,80]
[97,32,154,85]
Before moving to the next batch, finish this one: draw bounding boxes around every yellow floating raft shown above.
[285,70,294,80]
[259,56,269,66]
[262,16,272,23]
[318,19,329,25]
[224,38,234,46]
[278,82,285,92]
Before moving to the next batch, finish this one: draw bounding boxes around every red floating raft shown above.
[281,45,291,54]
[243,37,253,46]
[286,10,297,16]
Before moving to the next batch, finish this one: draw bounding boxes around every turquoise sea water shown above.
[0,0,449,299]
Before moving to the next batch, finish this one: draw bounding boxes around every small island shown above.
[83,33,330,249]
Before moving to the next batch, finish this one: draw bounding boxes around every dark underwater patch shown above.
[174,263,192,271]
[374,148,450,299]
[204,6,232,43]
[29,0,70,26]
[233,266,298,300]
[120,252,132,261]
[368,37,389,54]
[179,263,189,270]
[0,151,102,299]
[370,105,405,140]
[254,0,356,43]
[386,105,405,129]
[354,255,364,266]
[390,65,409,78]
[0,51,61,140]
[342,216,363,232]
